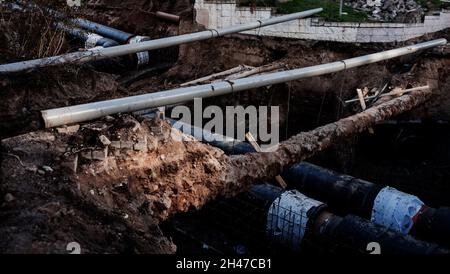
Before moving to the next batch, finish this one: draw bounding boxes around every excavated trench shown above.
[1,0,450,254]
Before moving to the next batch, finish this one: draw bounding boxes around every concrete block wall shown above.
[194,0,450,43]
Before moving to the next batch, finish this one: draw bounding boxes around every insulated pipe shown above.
[12,1,132,41]
[0,2,119,49]
[167,119,255,155]
[8,1,150,65]
[250,184,448,254]
[40,38,446,128]
[283,163,450,247]
[68,18,151,65]
[70,18,134,44]
[0,8,323,74]
[54,22,120,49]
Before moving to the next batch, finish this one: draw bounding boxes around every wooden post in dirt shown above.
[245,132,287,189]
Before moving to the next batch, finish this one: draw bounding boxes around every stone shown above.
[157,195,172,210]
[133,139,148,152]
[80,150,93,160]
[110,141,121,149]
[42,165,54,173]
[38,169,45,175]
[56,125,80,134]
[104,115,115,122]
[25,165,38,173]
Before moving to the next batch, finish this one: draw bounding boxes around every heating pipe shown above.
[0,8,323,74]
[2,2,119,49]
[283,162,450,247]
[250,184,448,254]
[9,1,151,65]
[54,22,120,49]
[168,119,450,247]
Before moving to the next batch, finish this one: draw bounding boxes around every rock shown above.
[99,135,111,146]
[56,125,80,134]
[25,165,38,173]
[92,148,108,161]
[61,154,79,173]
[42,165,54,173]
[4,193,15,202]
[80,148,108,161]
[156,195,172,210]
[148,184,159,193]
[104,115,115,122]
[37,169,45,175]
[110,141,121,149]
[120,141,134,149]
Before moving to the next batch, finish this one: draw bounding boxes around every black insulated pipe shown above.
[55,23,119,48]
[70,18,135,44]
[283,162,383,217]
[250,184,447,254]
[283,162,450,247]
[314,213,448,254]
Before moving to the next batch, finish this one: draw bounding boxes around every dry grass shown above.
[0,0,71,62]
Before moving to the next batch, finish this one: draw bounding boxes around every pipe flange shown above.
[267,190,324,250]
[371,186,424,235]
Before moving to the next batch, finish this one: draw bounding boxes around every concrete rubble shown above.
[348,0,424,22]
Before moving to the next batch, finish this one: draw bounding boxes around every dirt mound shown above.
[0,115,232,253]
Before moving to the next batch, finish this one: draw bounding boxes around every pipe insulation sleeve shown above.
[267,190,325,250]
[85,33,105,49]
[128,36,151,66]
[371,187,424,235]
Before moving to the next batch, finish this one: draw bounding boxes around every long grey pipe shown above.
[41,38,446,128]
[0,8,323,74]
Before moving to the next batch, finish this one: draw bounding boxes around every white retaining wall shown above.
[194,0,450,43]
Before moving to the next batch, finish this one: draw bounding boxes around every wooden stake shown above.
[357,88,375,134]
[245,132,287,189]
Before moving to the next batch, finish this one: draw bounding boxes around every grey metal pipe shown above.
[70,18,134,44]
[41,38,446,128]
[54,22,120,49]
[0,8,323,74]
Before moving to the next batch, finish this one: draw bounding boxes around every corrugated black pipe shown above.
[250,184,447,254]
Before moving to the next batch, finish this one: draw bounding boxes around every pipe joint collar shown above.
[128,36,151,66]
[371,186,424,235]
[267,190,324,250]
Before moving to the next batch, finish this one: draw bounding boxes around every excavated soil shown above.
[1,115,235,253]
